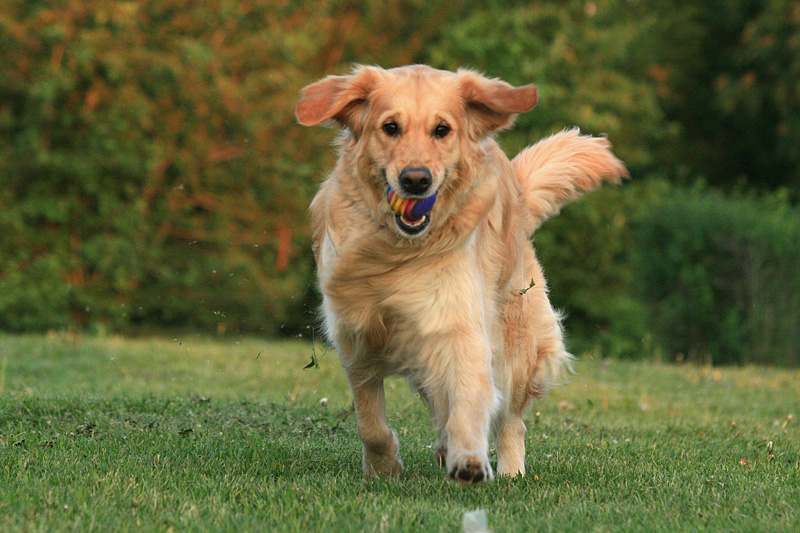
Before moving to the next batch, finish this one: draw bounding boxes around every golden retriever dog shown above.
[296,65,626,485]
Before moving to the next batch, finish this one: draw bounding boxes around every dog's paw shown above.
[447,451,493,485]
[363,449,403,478]
[362,431,403,478]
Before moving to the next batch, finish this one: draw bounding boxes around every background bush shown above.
[0,0,333,335]
[535,179,670,359]
[635,188,800,367]
[1,0,799,365]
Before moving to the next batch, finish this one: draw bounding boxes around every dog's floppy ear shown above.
[296,66,380,134]
[458,69,538,138]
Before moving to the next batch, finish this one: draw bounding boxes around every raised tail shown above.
[512,128,628,233]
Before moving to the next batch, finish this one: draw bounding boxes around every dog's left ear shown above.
[296,66,380,135]
[458,70,538,138]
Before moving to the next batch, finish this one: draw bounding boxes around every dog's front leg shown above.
[348,376,403,478]
[438,336,497,485]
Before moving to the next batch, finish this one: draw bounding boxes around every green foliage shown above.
[1,0,799,365]
[648,0,800,191]
[424,0,669,171]
[0,0,470,336]
[535,179,670,358]
[0,0,340,334]
[635,187,800,366]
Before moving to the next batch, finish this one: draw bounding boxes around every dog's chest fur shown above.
[323,232,497,366]
[318,220,529,386]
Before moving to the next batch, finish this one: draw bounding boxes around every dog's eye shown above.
[434,124,451,139]
[382,122,399,137]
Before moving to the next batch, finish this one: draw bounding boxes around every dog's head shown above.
[296,65,538,238]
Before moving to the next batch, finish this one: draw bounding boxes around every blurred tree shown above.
[1,0,798,359]
[424,0,670,173]
[635,186,800,367]
[647,0,800,190]
[0,0,466,334]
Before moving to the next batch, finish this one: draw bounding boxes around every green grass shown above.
[1,333,799,532]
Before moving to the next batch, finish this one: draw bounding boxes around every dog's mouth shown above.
[386,185,437,236]
[394,213,430,235]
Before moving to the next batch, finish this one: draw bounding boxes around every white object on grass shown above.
[463,509,491,533]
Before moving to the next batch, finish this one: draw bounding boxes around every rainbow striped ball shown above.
[386,185,437,221]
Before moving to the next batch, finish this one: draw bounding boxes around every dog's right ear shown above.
[296,66,379,134]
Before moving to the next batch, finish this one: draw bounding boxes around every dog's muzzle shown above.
[398,167,433,196]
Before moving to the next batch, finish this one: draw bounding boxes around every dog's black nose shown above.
[399,167,432,196]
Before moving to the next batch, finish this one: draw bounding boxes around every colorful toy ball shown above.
[386,185,437,223]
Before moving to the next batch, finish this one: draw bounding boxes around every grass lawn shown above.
[1,332,799,531]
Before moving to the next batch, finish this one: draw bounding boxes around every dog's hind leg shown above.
[494,295,534,477]
[412,382,449,468]
[494,258,570,477]
[349,376,403,478]
[495,413,526,477]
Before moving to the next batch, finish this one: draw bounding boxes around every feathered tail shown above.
[512,128,629,233]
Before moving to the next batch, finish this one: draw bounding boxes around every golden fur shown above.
[296,65,627,484]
